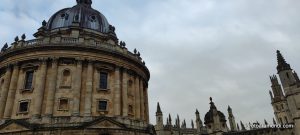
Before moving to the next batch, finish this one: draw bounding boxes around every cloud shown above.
[1,0,300,127]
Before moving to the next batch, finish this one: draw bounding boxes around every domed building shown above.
[0,0,154,134]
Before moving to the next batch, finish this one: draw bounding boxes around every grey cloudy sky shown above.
[1,0,300,127]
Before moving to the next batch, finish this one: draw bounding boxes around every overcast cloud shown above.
[1,0,300,127]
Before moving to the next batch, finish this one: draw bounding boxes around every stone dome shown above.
[204,98,226,124]
[46,0,111,33]
[204,110,226,124]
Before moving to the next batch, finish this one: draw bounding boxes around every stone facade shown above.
[0,0,154,134]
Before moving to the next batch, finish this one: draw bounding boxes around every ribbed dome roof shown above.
[204,97,226,124]
[46,0,111,33]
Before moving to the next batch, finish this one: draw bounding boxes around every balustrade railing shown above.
[1,37,142,64]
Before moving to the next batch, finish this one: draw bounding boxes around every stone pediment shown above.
[0,122,30,133]
[85,117,126,129]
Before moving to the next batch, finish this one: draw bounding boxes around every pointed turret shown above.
[276,50,291,73]
[276,50,296,89]
[237,124,240,131]
[269,75,284,99]
[155,102,163,131]
[264,119,268,125]
[273,118,277,125]
[168,113,172,125]
[240,121,246,131]
[228,105,237,131]
[191,119,194,129]
[156,102,162,115]
[195,109,203,133]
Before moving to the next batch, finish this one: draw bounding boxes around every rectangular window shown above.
[58,99,69,111]
[25,71,34,89]
[100,72,108,89]
[98,100,107,111]
[19,101,29,113]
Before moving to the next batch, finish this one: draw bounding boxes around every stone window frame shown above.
[97,99,109,112]
[57,98,69,111]
[59,68,72,89]
[95,66,113,92]
[17,99,31,114]
[20,64,38,93]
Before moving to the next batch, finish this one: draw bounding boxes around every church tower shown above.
[269,75,292,124]
[276,50,300,135]
[155,102,164,134]
[227,106,237,131]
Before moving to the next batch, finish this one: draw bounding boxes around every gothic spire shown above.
[196,109,199,114]
[156,102,162,114]
[276,50,291,73]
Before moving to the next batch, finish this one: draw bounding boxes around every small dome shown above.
[46,0,111,33]
[204,110,226,124]
[204,97,226,124]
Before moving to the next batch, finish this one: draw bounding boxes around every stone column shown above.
[122,68,128,117]
[33,58,48,118]
[145,86,149,123]
[72,59,82,116]
[140,79,145,121]
[113,67,121,116]
[134,76,141,119]
[45,58,58,117]
[0,66,12,118]
[4,63,20,119]
[84,60,93,117]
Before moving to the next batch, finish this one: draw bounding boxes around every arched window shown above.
[61,69,71,88]
[24,71,34,89]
